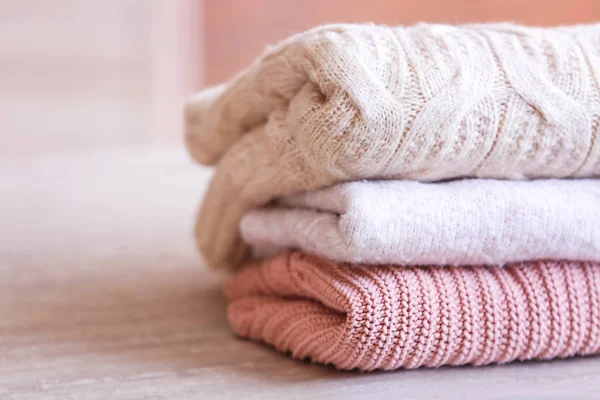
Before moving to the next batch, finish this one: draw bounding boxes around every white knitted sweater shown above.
[241,179,600,266]
[186,23,600,270]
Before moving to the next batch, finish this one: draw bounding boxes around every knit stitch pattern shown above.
[186,23,600,271]
[226,252,600,371]
[242,179,600,265]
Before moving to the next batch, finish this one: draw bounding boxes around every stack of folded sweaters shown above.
[185,23,600,371]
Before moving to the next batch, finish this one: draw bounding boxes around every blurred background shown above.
[2,0,599,158]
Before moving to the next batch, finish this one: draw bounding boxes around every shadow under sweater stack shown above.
[186,23,600,371]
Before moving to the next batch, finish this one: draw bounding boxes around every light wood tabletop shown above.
[1,147,598,399]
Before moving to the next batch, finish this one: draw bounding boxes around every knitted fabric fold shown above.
[241,179,600,266]
[226,252,600,371]
[185,23,600,271]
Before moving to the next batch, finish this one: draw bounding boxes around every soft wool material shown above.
[241,179,600,266]
[226,252,600,371]
[185,23,600,271]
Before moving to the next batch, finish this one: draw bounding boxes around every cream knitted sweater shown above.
[185,23,600,271]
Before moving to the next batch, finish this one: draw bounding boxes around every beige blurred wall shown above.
[0,0,202,157]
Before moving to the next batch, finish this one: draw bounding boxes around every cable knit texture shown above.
[242,179,600,265]
[185,23,600,271]
[226,252,600,371]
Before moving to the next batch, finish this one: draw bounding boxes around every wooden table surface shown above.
[1,147,599,400]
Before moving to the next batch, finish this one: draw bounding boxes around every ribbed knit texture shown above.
[226,252,600,371]
[242,179,600,266]
[185,23,600,271]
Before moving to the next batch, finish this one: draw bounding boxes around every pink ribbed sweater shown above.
[226,252,600,371]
